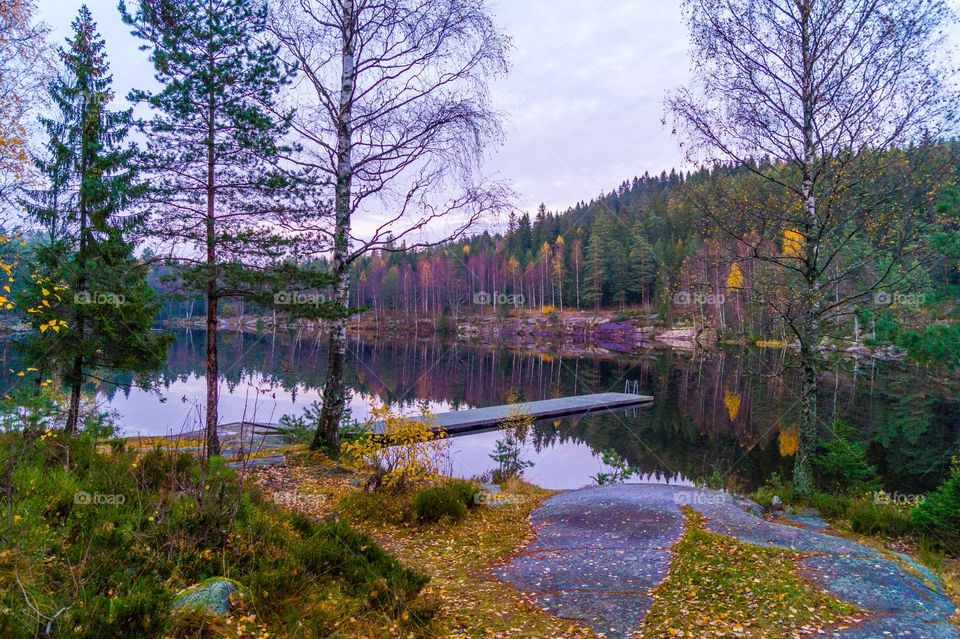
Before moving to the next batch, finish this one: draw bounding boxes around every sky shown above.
[33,0,960,227]
[34,0,694,218]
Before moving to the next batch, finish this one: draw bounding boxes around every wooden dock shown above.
[371,392,654,435]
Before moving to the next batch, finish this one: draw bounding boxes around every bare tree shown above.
[270,0,511,454]
[0,0,51,213]
[668,0,957,495]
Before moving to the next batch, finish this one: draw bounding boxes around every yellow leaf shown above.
[783,228,804,257]
[726,263,744,290]
[724,389,742,421]
[779,424,799,456]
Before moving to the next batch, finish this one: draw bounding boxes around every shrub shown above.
[412,485,468,524]
[913,458,960,548]
[812,420,879,494]
[342,404,450,492]
[136,444,195,492]
[340,489,413,525]
[296,518,430,614]
[592,449,638,485]
[807,492,850,519]
[0,432,433,638]
[446,479,481,508]
[751,472,794,508]
[848,499,915,537]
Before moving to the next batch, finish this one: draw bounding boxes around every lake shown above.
[1,328,957,492]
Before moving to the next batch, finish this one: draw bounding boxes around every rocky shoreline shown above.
[164,310,910,362]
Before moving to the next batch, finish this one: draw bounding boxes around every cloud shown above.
[485,0,692,213]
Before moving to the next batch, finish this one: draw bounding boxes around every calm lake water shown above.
[1,328,957,491]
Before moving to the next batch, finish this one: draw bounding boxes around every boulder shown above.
[173,578,240,616]
[655,327,698,349]
[734,497,764,518]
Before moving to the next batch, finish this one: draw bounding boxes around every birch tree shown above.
[0,0,50,211]
[669,0,957,495]
[270,0,511,454]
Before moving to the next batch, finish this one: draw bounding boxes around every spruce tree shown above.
[122,0,310,456]
[628,225,658,307]
[21,5,169,435]
[583,216,608,309]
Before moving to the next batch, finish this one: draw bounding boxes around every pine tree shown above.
[21,5,168,435]
[515,213,533,258]
[628,225,658,307]
[122,0,303,456]
[583,216,608,309]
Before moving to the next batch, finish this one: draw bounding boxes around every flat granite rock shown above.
[495,483,959,639]
[496,484,685,638]
[536,591,653,635]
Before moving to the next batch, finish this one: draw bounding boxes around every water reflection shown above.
[0,329,955,492]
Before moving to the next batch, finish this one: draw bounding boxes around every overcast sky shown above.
[35,0,694,218]
[34,0,960,227]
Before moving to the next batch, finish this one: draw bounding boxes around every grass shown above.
[639,507,862,638]
[350,488,601,638]
[259,459,600,638]
[0,432,435,638]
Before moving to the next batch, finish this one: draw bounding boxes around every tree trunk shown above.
[65,356,82,435]
[204,46,220,457]
[66,147,89,436]
[794,305,819,497]
[793,1,818,497]
[205,287,220,456]
[314,0,355,455]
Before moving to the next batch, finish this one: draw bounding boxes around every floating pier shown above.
[154,393,655,445]
[372,392,654,436]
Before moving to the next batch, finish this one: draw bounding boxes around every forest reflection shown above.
[1,329,954,491]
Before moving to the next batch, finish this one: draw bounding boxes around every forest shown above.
[2,0,960,637]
